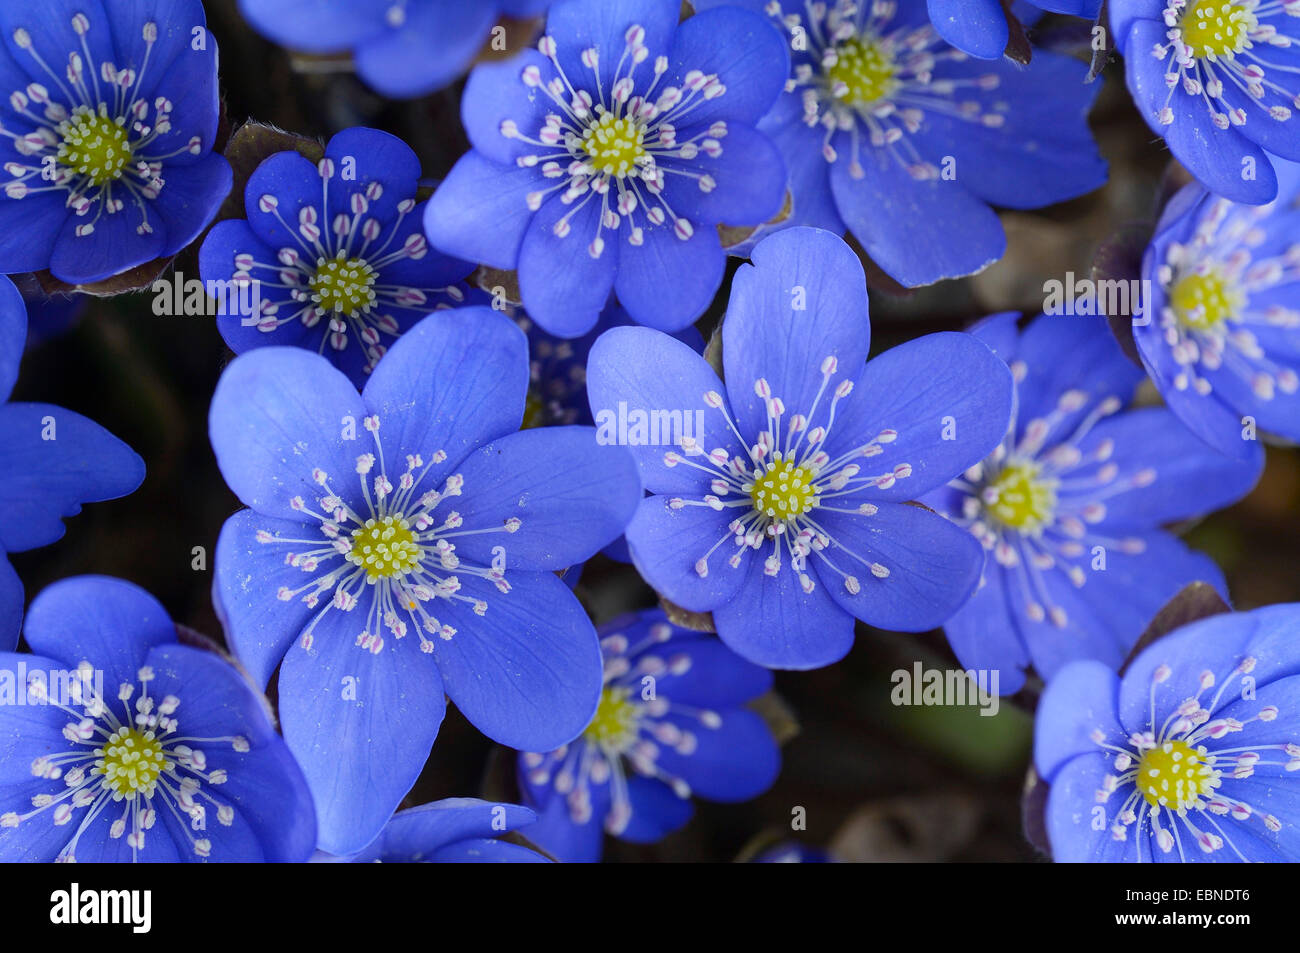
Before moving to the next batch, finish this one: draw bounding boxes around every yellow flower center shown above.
[1179,0,1256,59]
[751,458,818,519]
[987,462,1057,532]
[311,254,378,316]
[582,113,646,177]
[1169,271,1242,331]
[97,727,167,799]
[827,36,900,106]
[584,686,641,751]
[56,109,132,186]
[1137,739,1218,810]
[348,515,421,581]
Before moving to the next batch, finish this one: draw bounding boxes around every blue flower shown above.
[424,0,791,337]
[0,576,316,862]
[239,0,553,99]
[927,0,1075,60]
[0,277,144,650]
[1110,0,1300,205]
[1035,602,1300,861]
[923,312,1262,695]
[1133,158,1300,460]
[692,0,1108,287]
[585,227,1016,669]
[316,799,549,862]
[517,608,778,862]
[200,127,474,388]
[209,306,642,854]
[0,0,231,285]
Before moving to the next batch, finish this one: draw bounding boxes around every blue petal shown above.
[354,1,498,97]
[664,5,790,126]
[278,599,447,855]
[1073,408,1263,530]
[0,403,144,553]
[637,629,773,707]
[941,566,1031,695]
[722,226,872,439]
[447,425,641,571]
[927,0,1007,60]
[517,191,618,337]
[236,0,389,54]
[711,547,856,669]
[209,347,368,521]
[1123,19,1277,205]
[543,0,681,93]
[353,798,538,861]
[434,570,603,751]
[660,122,786,228]
[47,203,168,286]
[829,145,1006,287]
[1043,750,1141,862]
[461,49,560,165]
[150,153,232,260]
[586,325,741,494]
[428,837,552,862]
[653,708,779,801]
[518,768,608,862]
[822,333,1015,501]
[818,500,986,632]
[910,52,1107,209]
[213,509,319,689]
[614,216,724,332]
[423,151,539,270]
[619,776,694,842]
[243,150,326,250]
[361,305,528,474]
[143,642,317,862]
[0,192,69,277]
[0,276,27,402]
[1034,659,1123,781]
[23,576,175,691]
[1011,313,1142,429]
[625,495,754,612]
[0,553,21,652]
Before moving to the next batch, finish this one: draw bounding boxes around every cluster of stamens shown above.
[522,621,723,834]
[763,0,1004,181]
[233,157,463,375]
[259,414,522,656]
[1,15,205,238]
[1150,0,1297,131]
[1154,194,1300,401]
[502,23,729,258]
[1090,659,1292,857]
[0,664,247,861]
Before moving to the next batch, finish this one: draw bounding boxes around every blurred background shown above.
[11,2,1299,862]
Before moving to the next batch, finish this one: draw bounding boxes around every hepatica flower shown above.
[424,0,791,337]
[586,227,1016,669]
[239,0,553,99]
[1035,602,1300,861]
[319,799,548,863]
[1111,0,1300,205]
[1134,158,1300,459]
[0,277,144,650]
[923,313,1262,694]
[0,0,231,285]
[517,608,779,862]
[200,127,473,387]
[210,307,641,853]
[693,0,1107,286]
[0,576,316,862]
